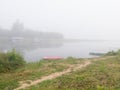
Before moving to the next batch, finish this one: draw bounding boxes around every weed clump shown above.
[0,49,25,73]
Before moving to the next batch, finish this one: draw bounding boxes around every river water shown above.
[24,40,120,62]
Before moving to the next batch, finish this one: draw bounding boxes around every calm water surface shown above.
[24,40,120,62]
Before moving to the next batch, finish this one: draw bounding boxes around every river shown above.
[24,40,120,62]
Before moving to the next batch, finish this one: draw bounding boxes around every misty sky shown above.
[0,0,120,40]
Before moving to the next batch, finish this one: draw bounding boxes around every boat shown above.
[43,56,63,60]
[89,52,106,56]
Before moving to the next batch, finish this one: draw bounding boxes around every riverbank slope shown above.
[0,56,120,90]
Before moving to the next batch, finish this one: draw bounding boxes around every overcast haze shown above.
[0,0,120,40]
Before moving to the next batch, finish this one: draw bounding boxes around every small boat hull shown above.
[89,52,105,56]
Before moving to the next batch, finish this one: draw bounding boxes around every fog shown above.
[0,0,120,40]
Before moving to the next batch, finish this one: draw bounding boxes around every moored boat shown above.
[89,52,106,56]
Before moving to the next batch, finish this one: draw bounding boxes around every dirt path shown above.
[14,61,91,90]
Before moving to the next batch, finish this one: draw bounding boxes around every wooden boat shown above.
[89,52,105,56]
[43,56,63,60]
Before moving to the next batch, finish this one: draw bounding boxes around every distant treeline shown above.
[0,29,63,40]
[0,20,63,39]
[0,21,64,49]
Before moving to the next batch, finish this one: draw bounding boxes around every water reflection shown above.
[0,39,63,52]
[0,21,64,53]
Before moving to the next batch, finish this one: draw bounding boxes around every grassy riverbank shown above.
[0,57,84,90]
[0,55,120,90]
[26,56,120,90]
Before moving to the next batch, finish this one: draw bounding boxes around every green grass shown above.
[1,56,120,90]
[26,56,120,90]
[0,57,84,90]
[0,49,25,73]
